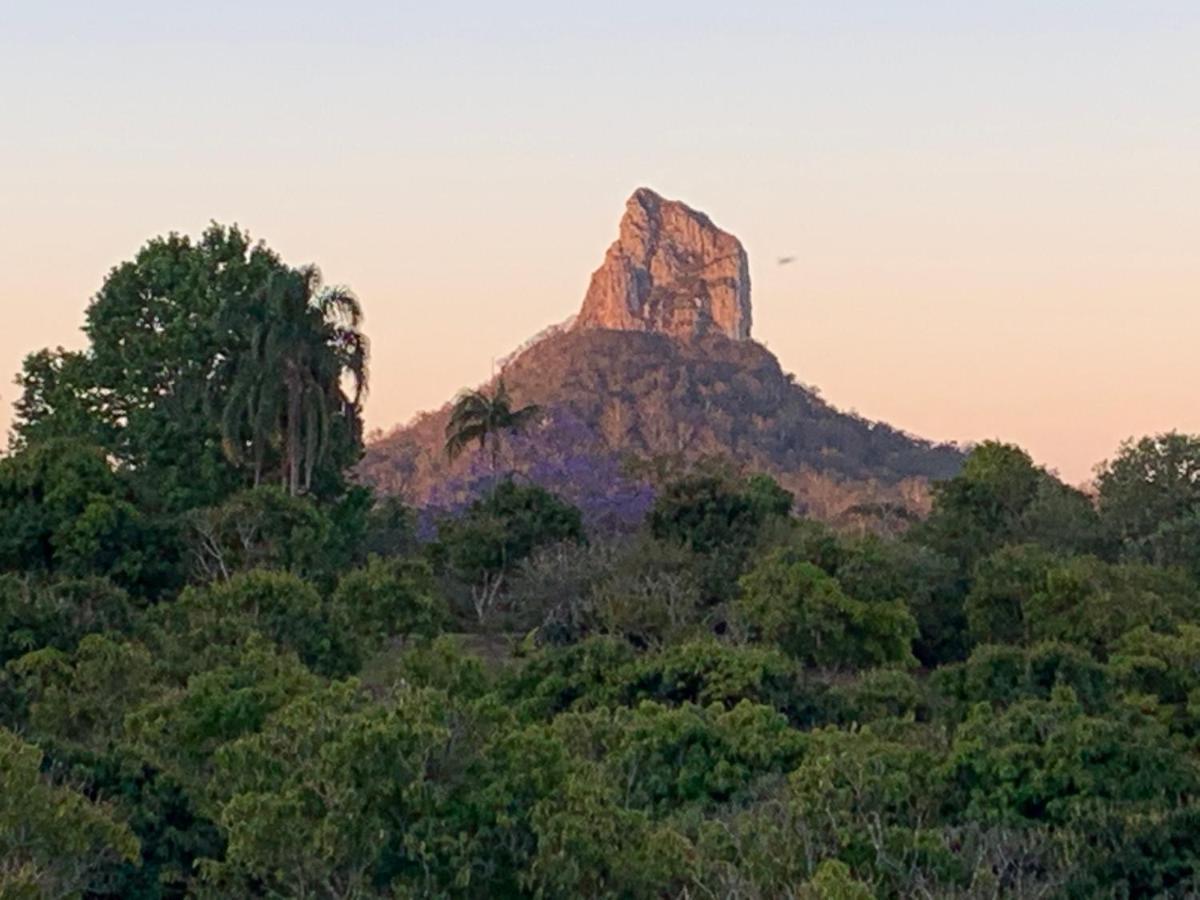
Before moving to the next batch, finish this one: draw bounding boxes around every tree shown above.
[331,556,444,642]
[736,552,917,670]
[0,726,139,897]
[219,265,368,496]
[12,225,368,510]
[944,687,1198,826]
[0,439,176,594]
[435,480,584,623]
[204,681,452,898]
[919,441,1100,567]
[1097,432,1200,571]
[185,485,338,582]
[444,377,541,472]
[14,225,286,511]
[649,472,793,601]
[965,544,1058,647]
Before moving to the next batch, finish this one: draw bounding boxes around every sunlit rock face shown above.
[574,187,752,341]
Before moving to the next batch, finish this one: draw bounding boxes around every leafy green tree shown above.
[126,638,320,799]
[1111,624,1200,734]
[0,440,176,593]
[603,638,804,717]
[919,441,1101,567]
[331,555,444,642]
[0,575,135,666]
[361,494,418,558]
[185,485,337,582]
[149,570,363,678]
[934,641,1111,716]
[650,473,781,557]
[11,348,113,449]
[14,226,285,511]
[204,680,452,898]
[649,472,793,600]
[965,544,1058,646]
[554,700,805,814]
[788,727,945,892]
[944,686,1198,826]
[444,377,541,471]
[526,771,690,898]
[834,534,966,665]
[9,634,157,754]
[1097,432,1200,573]
[828,668,926,726]
[500,636,639,720]
[435,479,584,623]
[736,552,917,669]
[1025,556,1199,655]
[0,726,139,897]
[13,225,368,511]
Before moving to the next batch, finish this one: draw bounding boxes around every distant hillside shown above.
[359,328,963,528]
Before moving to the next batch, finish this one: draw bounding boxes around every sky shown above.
[1,2,1197,484]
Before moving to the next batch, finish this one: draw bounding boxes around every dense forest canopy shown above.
[5,226,1200,897]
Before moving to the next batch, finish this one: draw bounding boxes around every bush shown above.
[736,552,917,669]
[331,556,444,642]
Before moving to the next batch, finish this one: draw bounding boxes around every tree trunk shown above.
[287,371,302,496]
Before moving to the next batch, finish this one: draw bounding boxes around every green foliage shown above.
[15,226,280,510]
[152,570,364,677]
[1097,432,1200,575]
[934,641,1112,716]
[649,471,793,599]
[0,726,139,897]
[10,244,1200,900]
[203,680,451,897]
[965,543,1058,646]
[0,575,135,666]
[604,638,803,715]
[834,533,965,665]
[966,547,1200,655]
[828,668,926,726]
[1025,556,1199,655]
[13,225,368,514]
[435,480,584,623]
[736,552,917,669]
[185,485,338,582]
[555,700,805,814]
[331,555,444,640]
[10,634,157,753]
[361,494,418,558]
[219,264,368,497]
[126,639,320,797]
[920,440,1103,567]
[788,727,945,884]
[944,687,1198,826]
[0,441,176,594]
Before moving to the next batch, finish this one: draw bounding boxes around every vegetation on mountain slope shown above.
[362,328,965,525]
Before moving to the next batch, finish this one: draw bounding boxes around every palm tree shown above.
[444,378,540,473]
[220,265,369,495]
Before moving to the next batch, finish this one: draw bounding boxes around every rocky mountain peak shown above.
[574,188,752,341]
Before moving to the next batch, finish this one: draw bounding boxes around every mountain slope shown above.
[360,329,962,526]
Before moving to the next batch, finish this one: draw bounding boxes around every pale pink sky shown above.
[2,3,1198,484]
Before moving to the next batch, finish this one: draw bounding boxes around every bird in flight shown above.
[777,255,796,266]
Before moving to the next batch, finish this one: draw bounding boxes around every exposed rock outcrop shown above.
[574,188,751,341]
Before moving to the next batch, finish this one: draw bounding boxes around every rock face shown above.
[574,188,752,341]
